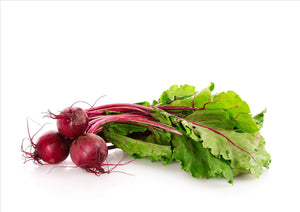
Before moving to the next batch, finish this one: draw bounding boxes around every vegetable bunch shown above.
[22,83,271,184]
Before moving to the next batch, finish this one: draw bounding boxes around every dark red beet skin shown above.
[57,107,88,139]
[34,131,70,164]
[70,133,108,174]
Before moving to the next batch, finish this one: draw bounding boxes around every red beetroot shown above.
[55,107,88,139]
[22,130,70,164]
[70,133,108,174]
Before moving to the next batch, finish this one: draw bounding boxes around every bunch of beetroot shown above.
[22,104,182,174]
[22,106,109,174]
[21,83,271,184]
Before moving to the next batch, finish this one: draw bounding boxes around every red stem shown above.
[87,114,182,136]
[86,103,213,117]
[86,103,153,113]
[156,106,204,111]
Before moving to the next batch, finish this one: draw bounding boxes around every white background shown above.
[1,1,300,212]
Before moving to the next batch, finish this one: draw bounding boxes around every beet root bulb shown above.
[56,107,89,139]
[70,133,108,175]
[22,130,70,164]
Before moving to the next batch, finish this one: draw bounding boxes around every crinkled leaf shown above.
[152,83,260,133]
[153,83,214,109]
[172,134,234,184]
[207,91,259,133]
[151,109,271,180]
[195,127,271,177]
[185,110,236,131]
[103,129,173,164]
[174,116,271,178]
[156,84,196,105]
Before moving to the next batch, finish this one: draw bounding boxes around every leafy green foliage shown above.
[101,83,271,183]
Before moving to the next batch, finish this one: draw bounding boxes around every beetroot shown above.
[70,133,108,174]
[22,130,70,164]
[52,107,88,139]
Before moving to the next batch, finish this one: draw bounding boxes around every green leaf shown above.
[153,83,214,109]
[103,122,148,136]
[176,118,271,178]
[150,108,174,126]
[152,109,270,181]
[207,91,259,133]
[191,83,214,108]
[152,83,260,133]
[197,128,271,177]
[185,110,236,131]
[145,129,172,146]
[253,109,267,130]
[135,101,151,107]
[155,84,196,105]
[103,129,173,164]
[172,134,234,184]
